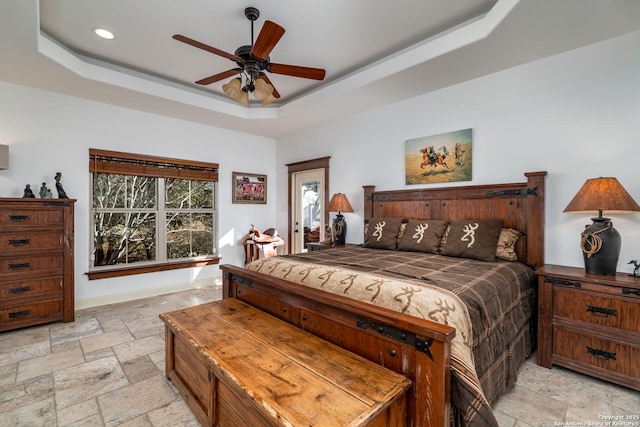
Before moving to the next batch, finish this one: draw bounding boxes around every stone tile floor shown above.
[1,286,638,426]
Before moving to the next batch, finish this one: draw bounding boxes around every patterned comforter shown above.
[246,246,536,427]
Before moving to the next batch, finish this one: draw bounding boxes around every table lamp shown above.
[563,177,640,275]
[326,193,353,245]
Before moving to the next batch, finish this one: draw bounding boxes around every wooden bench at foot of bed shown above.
[161,298,412,427]
[221,266,456,427]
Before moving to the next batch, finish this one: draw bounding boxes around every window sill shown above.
[86,257,220,280]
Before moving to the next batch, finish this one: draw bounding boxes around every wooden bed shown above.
[220,171,546,427]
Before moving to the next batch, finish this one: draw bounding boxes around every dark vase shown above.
[581,217,621,276]
[332,214,347,245]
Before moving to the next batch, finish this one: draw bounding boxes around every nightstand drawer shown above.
[553,287,640,333]
[553,327,640,381]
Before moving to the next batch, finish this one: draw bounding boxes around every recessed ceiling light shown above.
[93,27,115,40]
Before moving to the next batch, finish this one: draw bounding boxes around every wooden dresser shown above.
[161,298,411,427]
[0,198,75,332]
[536,264,640,390]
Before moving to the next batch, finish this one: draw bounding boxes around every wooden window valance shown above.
[89,148,219,181]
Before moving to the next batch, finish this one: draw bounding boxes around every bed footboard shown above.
[221,264,455,427]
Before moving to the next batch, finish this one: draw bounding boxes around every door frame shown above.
[286,157,330,254]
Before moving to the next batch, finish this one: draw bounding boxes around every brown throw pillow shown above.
[495,228,522,261]
[363,217,403,250]
[397,220,449,254]
[441,219,503,261]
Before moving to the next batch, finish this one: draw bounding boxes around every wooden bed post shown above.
[363,185,375,222]
[525,171,547,269]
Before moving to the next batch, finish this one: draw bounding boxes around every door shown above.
[291,168,325,253]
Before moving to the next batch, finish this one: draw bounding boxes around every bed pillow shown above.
[397,220,449,254]
[441,219,503,261]
[495,228,522,261]
[363,217,403,250]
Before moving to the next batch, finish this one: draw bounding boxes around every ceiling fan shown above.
[173,7,326,106]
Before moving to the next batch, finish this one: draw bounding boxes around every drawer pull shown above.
[586,346,616,361]
[8,239,31,246]
[8,215,30,222]
[9,309,31,319]
[8,286,31,294]
[586,305,617,317]
[545,277,581,288]
[8,262,30,270]
[622,288,640,297]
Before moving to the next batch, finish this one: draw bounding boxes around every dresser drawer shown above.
[553,327,640,380]
[0,300,63,325]
[0,277,63,301]
[0,231,64,254]
[0,209,64,227]
[553,287,640,333]
[0,255,63,278]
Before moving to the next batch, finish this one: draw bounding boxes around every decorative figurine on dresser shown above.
[39,182,48,199]
[628,260,640,277]
[0,197,75,331]
[23,184,35,198]
[55,172,69,199]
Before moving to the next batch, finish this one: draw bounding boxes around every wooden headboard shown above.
[363,171,547,269]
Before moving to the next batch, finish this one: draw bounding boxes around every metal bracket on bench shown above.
[226,272,253,287]
[356,317,434,361]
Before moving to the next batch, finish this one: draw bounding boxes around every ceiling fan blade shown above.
[258,73,280,98]
[195,69,242,86]
[267,63,326,81]
[251,20,285,60]
[173,34,238,61]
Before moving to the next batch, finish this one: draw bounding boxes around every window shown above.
[88,149,219,279]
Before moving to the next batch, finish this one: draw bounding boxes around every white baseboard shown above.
[75,277,223,310]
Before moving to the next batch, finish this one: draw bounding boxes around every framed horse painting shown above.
[404,128,473,185]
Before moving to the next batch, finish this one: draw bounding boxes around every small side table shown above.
[536,264,640,391]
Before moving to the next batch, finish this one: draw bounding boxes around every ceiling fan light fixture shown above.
[261,94,278,106]
[253,76,274,101]
[222,77,249,105]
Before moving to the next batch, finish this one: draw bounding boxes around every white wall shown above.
[276,30,640,274]
[0,82,277,308]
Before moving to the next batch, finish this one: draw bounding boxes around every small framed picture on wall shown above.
[232,172,267,204]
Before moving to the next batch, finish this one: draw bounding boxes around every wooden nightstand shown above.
[536,264,640,391]
[305,242,345,251]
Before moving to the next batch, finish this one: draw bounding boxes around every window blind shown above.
[89,148,218,182]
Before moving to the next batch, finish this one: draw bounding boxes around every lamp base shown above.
[332,214,347,246]
[581,217,621,276]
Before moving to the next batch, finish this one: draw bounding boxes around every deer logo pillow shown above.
[397,220,449,253]
[441,219,503,261]
[363,217,403,250]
